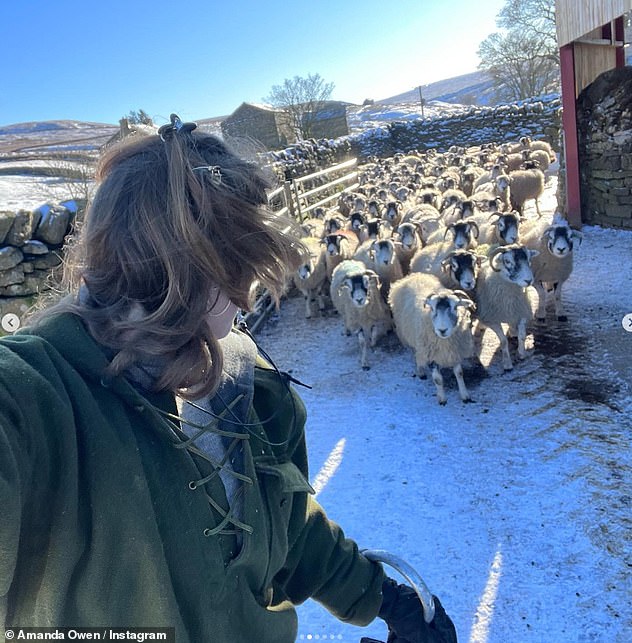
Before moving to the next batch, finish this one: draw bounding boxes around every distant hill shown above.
[0,72,504,157]
[379,70,497,106]
[0,120,117,157]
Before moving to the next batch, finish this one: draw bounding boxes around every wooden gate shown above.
[243,158,359,332]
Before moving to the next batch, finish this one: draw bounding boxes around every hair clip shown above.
[192,165,222,185]
[158,113,197,141]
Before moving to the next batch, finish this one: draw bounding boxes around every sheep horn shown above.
[488,245,507,272]
[443,224,455,241]
[452,289,474,302]
[467,221,480,239]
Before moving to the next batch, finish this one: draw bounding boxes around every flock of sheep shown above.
[291,136,583,405]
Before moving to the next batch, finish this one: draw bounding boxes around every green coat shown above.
[0,312,384,642]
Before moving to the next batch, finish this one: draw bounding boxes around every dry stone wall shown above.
[0,200,78,320]
[577,67,632,231]
[267,95,562,179]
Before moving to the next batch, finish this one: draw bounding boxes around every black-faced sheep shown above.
[331,259,393,370]
[293,237,328,318]
[474,244,539,370]
[519,214,582,321]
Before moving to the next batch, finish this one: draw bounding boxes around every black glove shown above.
[378,577,458,643]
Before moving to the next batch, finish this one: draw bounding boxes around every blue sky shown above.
[1,0,506,127]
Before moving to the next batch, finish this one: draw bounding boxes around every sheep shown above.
[508,165,545,216]
[470,192,502,213]
[473,174,511,211]
[331,260,393,370]
[389,273,476,404]
[393,222,423,274]
[524,149,551,172]
[426,219,479,249]
[383,200,404,227]
[353,238,404,298]
[472,163,505,191]
[410,245,481,293]
[441,199,479,226]
[323,214,346,235]
[367,199,383,218]
[519,136,557,163]
[439,188,468,213]
[293,237,328,318]
[519,214,583,321]
[474,244,539,371]
[300,217,325,238]
[322,230,360,279]
[469,211,521,246]
[461,164,487,196]
[416,187,442,209]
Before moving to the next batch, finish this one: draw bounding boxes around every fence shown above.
[243,158,359,333]
[266,158,359,221]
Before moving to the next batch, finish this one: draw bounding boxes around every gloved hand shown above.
[378,577,458,643]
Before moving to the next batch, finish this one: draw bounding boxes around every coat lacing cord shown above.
[150,395,255,537]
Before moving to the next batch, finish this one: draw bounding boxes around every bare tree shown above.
[478,31,560,102]
[498,0,558,58]
[478,0,560,102]
[264,74,335,140]
[45,153,96,209]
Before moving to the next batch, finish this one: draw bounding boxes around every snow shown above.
[256,179,632,642]
[347,100,468,133]
[2,119,631,641]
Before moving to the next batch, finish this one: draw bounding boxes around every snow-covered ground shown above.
[346,100,468,133]
[2,123,631,641]
[256,181,632,642]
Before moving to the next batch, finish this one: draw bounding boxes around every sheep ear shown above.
[424,295,437,311]
[571,230,583,249]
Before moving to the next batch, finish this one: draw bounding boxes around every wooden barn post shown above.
[559,43,582,228]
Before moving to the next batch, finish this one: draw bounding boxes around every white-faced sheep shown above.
[293,237,328,318]
[519,214,582,321]
[331,259,393,370]
[389,273,476,404]
[474,244,539,370]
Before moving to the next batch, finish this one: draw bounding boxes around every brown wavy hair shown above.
[48,129,305,399]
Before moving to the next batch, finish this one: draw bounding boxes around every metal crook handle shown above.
[363,549,436,623]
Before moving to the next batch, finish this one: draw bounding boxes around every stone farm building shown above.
[220,101,350,150]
